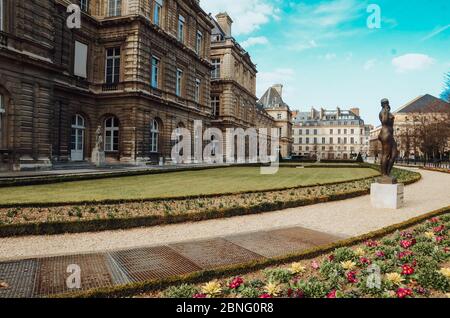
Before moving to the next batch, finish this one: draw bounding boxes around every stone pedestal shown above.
[371,183,404,209]
[91,147,106,167]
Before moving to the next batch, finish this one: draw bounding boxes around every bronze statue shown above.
[378,98,398,184]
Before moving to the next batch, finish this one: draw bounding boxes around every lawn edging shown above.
[51,204,450,299]
[0,169,421,238]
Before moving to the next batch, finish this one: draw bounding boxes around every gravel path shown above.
[1,168,449,261]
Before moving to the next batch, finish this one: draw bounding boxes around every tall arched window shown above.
[0,93,5,148]
[150,119,159,153]
[104,116,119,152]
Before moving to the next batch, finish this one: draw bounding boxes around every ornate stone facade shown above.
[0,0,214,170]
[209,13,275,159]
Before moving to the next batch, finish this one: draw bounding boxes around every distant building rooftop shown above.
[395,94,449,114]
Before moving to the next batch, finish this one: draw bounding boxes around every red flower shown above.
[436,236,444,243]
[433,225,445,233]
[359,257,371,265]
[400,240,415,249]
[327,290,337,298]
[375,251,386,259]
[347,271,358,284]
[401,231,414,238]
[193,293,207,298]
[365,240,379,248]
[396,288,413,298]
[328,254,335,262]
[260,293,272,299]
[444,247,450,253]
[401,264,415,276]
[228,277,244,289]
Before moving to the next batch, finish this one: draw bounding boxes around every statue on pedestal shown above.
[377,98,398,184]
[91,126,106,167]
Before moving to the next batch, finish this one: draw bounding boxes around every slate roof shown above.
[258,87,289,109]
[396,94,449,113]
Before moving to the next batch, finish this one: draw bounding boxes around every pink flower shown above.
[347,271,358,284]
[396,288,413,298]
[444,247,450,253]
[287,288,305,298]
[375,251,386,259]
[436,236,444,243]
[400,239,415,249]
[259,293,272,299]
[359,257,371,265]
[365,240,379,248]
[401,231,414,239]
[429,217,440,223]
[228,277,244,289]
[433,225,445,233]
[401,264,415,276]
[327,290,337,298]
[193,293,207,298]
[311,260,320,270]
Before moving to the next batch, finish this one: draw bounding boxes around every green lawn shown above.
[0,167,379,205]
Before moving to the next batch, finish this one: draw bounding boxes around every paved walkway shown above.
[0,168,449,297]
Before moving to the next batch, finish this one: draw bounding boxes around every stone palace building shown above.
[292,107,371,160]
[0,0,278,171]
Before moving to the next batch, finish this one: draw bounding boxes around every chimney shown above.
[350,108,360,117]
[272,84,283,97]
[216,12,233,37]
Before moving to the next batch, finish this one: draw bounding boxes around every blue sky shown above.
[202,0,450,125]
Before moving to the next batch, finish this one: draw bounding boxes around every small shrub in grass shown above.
[333,247,356,262]
[263,268,293,284]
[164,284,199,298]
[293,278,329,298]
[416,267,450,292]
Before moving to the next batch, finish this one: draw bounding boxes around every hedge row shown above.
[52,204,450,298]
[0,171,421,238]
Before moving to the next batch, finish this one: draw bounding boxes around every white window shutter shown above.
[74,41,88,78]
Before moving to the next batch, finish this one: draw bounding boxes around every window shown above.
[351,137,355,144]
[178,15,185,43]
[330,129,333,134]
[211,96,220,117]
[299,138,303,144]
[176,69,183,97]
[105,48,120,84]
[351,129,354,134]
[108,0,122,17]
[299,129,302,135]
[194,79,201,103]
[0,94,4,147]
[104,117,119,152]
[80,0,89,12]
[306,129,309,135]
[277,114,282,120]
[153,0,163,26]
[151,56,160,88]
[150,119,159,153]
[74,41,88,78]
[211,59,220,79]
[306,138,310,144]
[330,137,333,144]
[314,129,318,135]
[196,31,203,55]
[322,137,325,144]
[0,0,4,31]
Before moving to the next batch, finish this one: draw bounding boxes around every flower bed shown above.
[0,167,420,237]
[156,213,450,299]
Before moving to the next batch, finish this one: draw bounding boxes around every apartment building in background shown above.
[292,107,370,160]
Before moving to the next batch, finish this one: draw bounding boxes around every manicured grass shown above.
[0,167,379,205]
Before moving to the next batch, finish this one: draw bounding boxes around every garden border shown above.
[51,204,450,298]
[0,168,421,238]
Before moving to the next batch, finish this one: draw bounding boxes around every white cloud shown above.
[241,36,269,49]
[201,0,277,36]
[257,68,295,98]
[392,54,435,73]
[287,39,318,52]
[363,59,377,71]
